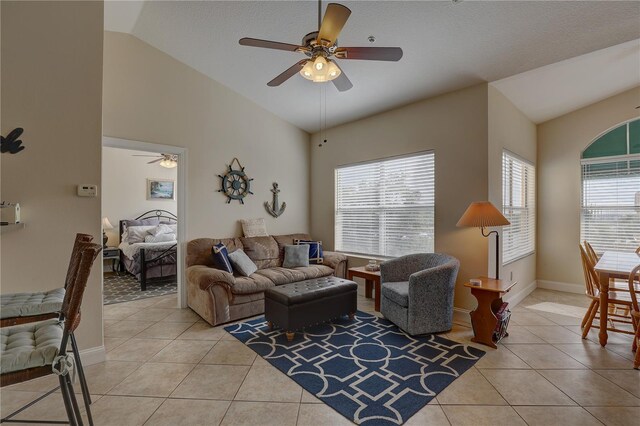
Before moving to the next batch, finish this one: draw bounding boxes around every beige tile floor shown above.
[1,288,639,425]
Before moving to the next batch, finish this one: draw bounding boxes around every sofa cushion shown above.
[228,249,258,277]
[283,244,309,268]
[187,238,243,268]
[272,234,312,263]
[0,319,63,374]
[231,274,275,295]
[294,265,334,280]
[254,267,306,286]
[381,281,409,308]
[240,236,280,269]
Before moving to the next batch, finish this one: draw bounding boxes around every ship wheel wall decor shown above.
[218,158,254,204]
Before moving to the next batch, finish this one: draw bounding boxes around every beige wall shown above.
[102,147,177,246]
[488,86,537,299]
[102,32,310,240]
[311,84,489,310]
[537,86,640,289]
[1,1,104,349]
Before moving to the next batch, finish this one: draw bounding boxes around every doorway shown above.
[102,137,187,309]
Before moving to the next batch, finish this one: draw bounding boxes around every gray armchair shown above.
[380,253,460,335]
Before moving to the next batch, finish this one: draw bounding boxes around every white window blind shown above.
[335,151,435,257]
[502,151,536,264]
[581,156,640,253]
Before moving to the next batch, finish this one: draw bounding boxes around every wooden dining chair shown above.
[579,245,634,338]
[628,265,640,369]
[0,242,102,426]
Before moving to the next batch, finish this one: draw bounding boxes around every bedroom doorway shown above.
[102,137,187,309]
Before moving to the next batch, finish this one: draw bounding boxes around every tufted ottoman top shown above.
[0,319,63,374]
[265,276,357,306]
[0,288,65,319]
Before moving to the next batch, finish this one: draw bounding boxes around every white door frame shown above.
[102,136,188,308]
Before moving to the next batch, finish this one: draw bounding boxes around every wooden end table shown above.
[347,266,381,312]
[464,276,516,349]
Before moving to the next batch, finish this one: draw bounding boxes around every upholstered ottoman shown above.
[264,276,357,341]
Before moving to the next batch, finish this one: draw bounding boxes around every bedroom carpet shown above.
[103,273,177,305]
[225,311,485,425]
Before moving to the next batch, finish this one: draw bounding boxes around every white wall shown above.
[103,32,310,241]
[102,147,177,246]
[488,86,537,301]
[537,86,640,289]
[311,84,490,311]
[1,1,104,351]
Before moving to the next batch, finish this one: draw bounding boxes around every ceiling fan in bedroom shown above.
[133,153,178,169]
[238,1,403,91]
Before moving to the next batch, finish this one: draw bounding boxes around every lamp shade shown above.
[456,201,510,228]
[102,217,114,230]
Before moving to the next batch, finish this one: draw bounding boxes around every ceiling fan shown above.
[133,153,178,168]
[238,1,403,91]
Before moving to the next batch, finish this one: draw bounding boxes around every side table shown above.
[347,266,381,311]
[103,247,121,274]
[464,276,516,349]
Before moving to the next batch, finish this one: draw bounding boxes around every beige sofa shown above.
[186,233,348,326]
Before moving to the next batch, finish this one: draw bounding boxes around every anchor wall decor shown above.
[264,182,286,218]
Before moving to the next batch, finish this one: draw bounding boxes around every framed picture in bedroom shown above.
[147,178,175,200]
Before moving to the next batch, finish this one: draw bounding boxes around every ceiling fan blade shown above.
[147,158,163,164]
[332,63,353,92]
[267,60,307,87]
[335,47,403,61]
[133,155,162,158]
[239,37,302,52]
[318,3,351,45]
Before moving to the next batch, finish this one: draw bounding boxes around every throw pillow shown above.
[240,218,268,237]
[283,244,310,268]
[228,249,258,276]
[211,243,233,274]
[294,239,324,264]
[125,225,156,244]
[144,233,176,243]
[149,224,174,236]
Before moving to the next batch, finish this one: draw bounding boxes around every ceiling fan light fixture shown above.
[299,57,341,83]
[159,158,177,168]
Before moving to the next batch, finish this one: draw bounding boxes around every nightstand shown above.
[103,247,121,273]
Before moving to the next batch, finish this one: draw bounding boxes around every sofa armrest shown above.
[186,265,235,292]
[408,261,459,304]
[323,251,348,278]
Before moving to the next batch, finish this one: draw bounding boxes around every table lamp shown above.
[456,201,510,279]
[102,217,114,248]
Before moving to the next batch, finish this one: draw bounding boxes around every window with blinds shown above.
[581,120,640,253]
[335,151,435,257]
[502,151,536,264]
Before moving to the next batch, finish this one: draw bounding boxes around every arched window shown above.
[581,118,640,252]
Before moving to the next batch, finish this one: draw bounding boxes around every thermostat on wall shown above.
[77,184,98,197]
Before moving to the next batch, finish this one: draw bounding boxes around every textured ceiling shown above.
[105,1,640,132]
[492,39,640,124]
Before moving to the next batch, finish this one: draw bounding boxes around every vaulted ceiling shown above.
[105,1,640,132]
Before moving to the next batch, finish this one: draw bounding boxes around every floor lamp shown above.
[457,201,510,279]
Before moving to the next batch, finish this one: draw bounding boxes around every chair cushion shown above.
[0,319,63,374]
[0,288,65,319]
[381,281,409,308]
[294,265,334,280]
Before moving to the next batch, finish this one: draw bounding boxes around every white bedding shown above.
[119,241,177,260]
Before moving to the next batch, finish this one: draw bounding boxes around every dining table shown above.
[593,250,640,346]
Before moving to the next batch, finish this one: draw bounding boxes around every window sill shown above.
[336,251,394,262]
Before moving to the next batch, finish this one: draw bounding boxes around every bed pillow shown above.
[211,243,233,273]
[283,244,309,268]
[240,218,268,237]
[228,249,258,277]
[144,233,176,243]
[294,239,323,265]
[126,225,157,244]
[149,224,174,236]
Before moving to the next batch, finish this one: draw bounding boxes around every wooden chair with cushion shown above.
[583,240,640,295]
[628,265,640,369]
[579,245,634,338]
[0,242,102,425]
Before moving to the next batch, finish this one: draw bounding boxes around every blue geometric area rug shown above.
[225,311,484,425]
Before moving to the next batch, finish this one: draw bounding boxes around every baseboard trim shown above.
[78,345,106,366]
[537,280,583,294]
[504,280,537,308]
[453,307,471,325]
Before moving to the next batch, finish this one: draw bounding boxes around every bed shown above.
[118,210,178,291]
